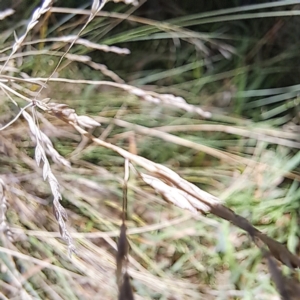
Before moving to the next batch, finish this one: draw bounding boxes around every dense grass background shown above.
[0,0,299,299]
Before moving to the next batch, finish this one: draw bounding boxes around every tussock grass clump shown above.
[0,0,299,299]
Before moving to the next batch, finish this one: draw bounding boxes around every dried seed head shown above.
[23,108,75,255]
[46,103,101,128]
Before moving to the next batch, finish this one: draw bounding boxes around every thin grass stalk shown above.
[116,159,135,299]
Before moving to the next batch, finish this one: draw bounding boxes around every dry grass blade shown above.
[0,36,130,55]
[23,77,212,119]
[128,88,212,118]
[11,215,191,239]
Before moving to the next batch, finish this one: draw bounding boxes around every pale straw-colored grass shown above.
[0,0,299,299]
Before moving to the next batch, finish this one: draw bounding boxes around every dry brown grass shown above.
[0,1,299,299]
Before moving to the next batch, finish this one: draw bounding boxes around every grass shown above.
[0,0,299,299]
